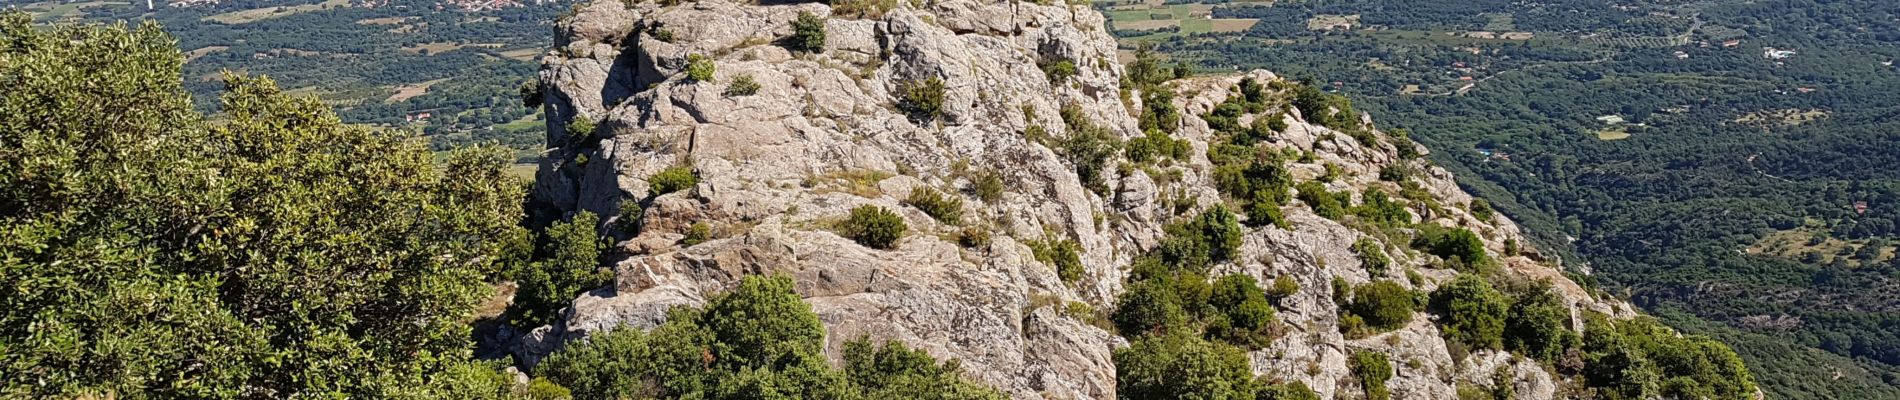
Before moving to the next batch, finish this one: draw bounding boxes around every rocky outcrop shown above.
[519,0,1635,398]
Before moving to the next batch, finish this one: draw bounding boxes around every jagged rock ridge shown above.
[515,0,1637,399]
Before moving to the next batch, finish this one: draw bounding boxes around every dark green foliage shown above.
[1159,206,1246,269]
[682,222,712,246]
[538,275,1004,400]
[1295,181,1350,220]
[905,187,965,225]
[1257,382,1320,400]
[0,18,532,396]
[1058,104,1122,194]
[1505,284,1579,364]
[1123,43,1170,89]
[512,212,614,327]
[899,77,947,121]
[1126,128,1190,164]
[1352,239,1391,277]
[1352,189,1412,228]
[1114,332,1259,400]
[1042,59,1077,83]
[1430,274,1509,350]
[1468,198,1496,222]
[725,74,761,96]
[1244,189,1291,229]
[1413,225,1490,269]
[1377,164,1415,182]
[1029,237,1086,283]
[617,201,644,234]
[649,166,698,196]
[790,11,827,53]
[686,54,715,82]
[1292,83,1357,130]
[520,80,545,108]
[1112,280,1189,335]
[527,377,573,400]
[840,205,907,249]
[1349,350,1394,400]
[829,0,897,19]
[1138,89,1182,135]
[1348,281,1418,332]
[1206,275,1278,348]
[1581,314,1759,400]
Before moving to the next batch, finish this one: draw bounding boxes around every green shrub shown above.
[1057,104,1122,194]
[725,74,760,96]
[649,166,698,196]
[1138,89,1181,134]
[1268,275,1300,298]
[1296,181,1349,220]
[1412,225,1490,270]
[1029,237,1085,283]
[686,54,715,82]
[1352,238,1390,277]
[616,201,643,234]
[1348,280,1417,332]
[904,187,964,225]
[538,275,1006,399]
[1245,189,1290,229]
[1350,350,1394,400]
[1379,164,1416,182]
[1042,59,1077,83]
[510,212,613,327]
[1126,128,1188,164]
[1469,198,1496,222]
[790,11,827,53]
[526,378,572,400]
[1112,280,1188,335]
[840,205,906,249]
[1158,206,1244,269]
[1259,382,1320,400]
[1206,274,1277,348]
[1430,274,1509,350]
[682,222,711,246]
[970,169,1004,203]
[898,77,947,120]
[1505,283,1579,363]
[1353,189,1412,227]
[1115,332,1258,400]
[566,115,598,143]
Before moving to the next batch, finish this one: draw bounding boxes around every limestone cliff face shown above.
[518,0,1636,398]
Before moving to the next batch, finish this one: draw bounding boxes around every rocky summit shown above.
[514,0,1642,398]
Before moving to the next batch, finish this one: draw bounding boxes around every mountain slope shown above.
[507,1,1757,398]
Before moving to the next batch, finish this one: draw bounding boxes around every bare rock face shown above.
[521,1,1631,399]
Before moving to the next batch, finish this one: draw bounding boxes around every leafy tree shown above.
[1042,59,1078,83]
[1295,181,1349,220]
[1112,280,1189,335]
[1159,206,1246,270]
[0,15,528,397]
[1504,283,1578,364]
[1413,225,1490,269]
[840,205,906,249]
[1430,274,1509,350]
[789,11,827,53]
[1115,332,1258,400]
[1348,281,1418,332]
[511,212,613,327]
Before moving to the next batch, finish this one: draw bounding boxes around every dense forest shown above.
[26,0,561,161]
[1119,0,1900,398]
